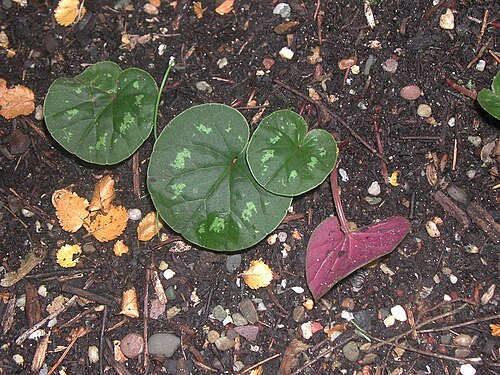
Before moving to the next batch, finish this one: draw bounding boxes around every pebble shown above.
[302,299,314,310]
[368,181,381,196]
[447,185,468,204]
[232,313,248,326]
[365,196,382,205]
[292,306,306,323]
[82,243,96,254]
[214,336,235,351]
[88,345,99,364]
[475,59,486,72]
[267,234,278,245]
[382,58,398,73]
[273,3,291,18]
[143,3,159,15]
[35,105,44,120]
[239,298,258,324]
[212,305,227,322]
[291,286,304,294]
[361,353,379,364]
[390,305,407,322]
[455,348,472,359]
[383,315,395,327]
[165,286,177,300]
[163,269,175,280]
[460,364,476,375]
[425,220,441,238]
[226,329,237,340]
[453,334,473,347]
[195,81,213,93]
[225,254,241,273]
[233,361,245,372]
[21,208,34,218]
[277,231,288,243]
[417,104,432,118]
[467,136,481,147]
[158,261,168,271]
[128,208,142,221]
[449,274,458,284]
[279,47,294,60]
[400,85,422,100]
[148,333,180,357]
[342,341,360,362]
[207,330,220,343]
[466,169,477,179]
[339,168,349,182]
[217,57,228,69]
[465,244,480,254]
[234,325,259,341]
[121,333,144,359]
[439,8,455,30]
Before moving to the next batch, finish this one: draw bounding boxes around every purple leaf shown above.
[306,216,410,300]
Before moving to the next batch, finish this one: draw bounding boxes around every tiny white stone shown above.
[143,3,159,15]
[350,65,360,74]
[222,314,233,326]
[256,302,267,311]
[448,117,455,127]
[417,104,432,118]
[443,294,452,301]
[281,279,287,288]
[300,322,313,339]
[383,315,395,327]
[217,57,228,69]
[47,317,58,328]
[88,345,99,364]
[425,221,441,238]
[35,220,42,233]
[277,231,288,242]
[460,364,476,375]
[158,261,169,271]
[439,8,454,30]
[127,208,142,221]
[475,60,486,72]
[279,47,294,60]
[339,168,349,182]
[158,43,167,56]
[341,310,354,321]
[28,329,46,340]
[35,104,44,120]
[21,208,34,218]
[273,3,291,18]
[449,274,458,284]
[250,345,260,352]
[12,354,24,366]
[390,305,407,322]
[368,181,381,196]
[163,269,176,280]
[38,285,48,297]
[291,286,304,294]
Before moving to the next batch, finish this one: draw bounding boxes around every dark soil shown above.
[1,0,499,374]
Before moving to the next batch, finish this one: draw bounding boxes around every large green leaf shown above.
[147,104,292,251]
[478,70,500,120]
[44,61,158,164]
[247,110,338,196]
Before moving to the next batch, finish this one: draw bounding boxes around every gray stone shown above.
[292,306,306,323]
[342,341,360,362]
[239,298,258,324]
[214,337,235,351]
[165,286,177,301]
[212,305,227,322]
[225,254,242,273]
[232,313,248,326]
[147,333,180,357]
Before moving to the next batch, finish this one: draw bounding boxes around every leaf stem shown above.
[330,164,350,234]
[153,57,175,140]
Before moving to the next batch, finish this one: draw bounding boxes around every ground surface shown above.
[0,0,499,374]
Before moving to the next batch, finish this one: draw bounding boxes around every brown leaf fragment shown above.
[52,189,89,233]
[89,175,115,213]
[0,78,35,119]
[113,240,129,256]
[0,248,47,287]
[31,331,51,372]
[54,0,86,26]
[491,324,500,337]
[25,282,42,327]
[88,205,128,242]
[120,288,139,318]
[0,31,9,49]
[274,21,300,35]
[466,202,500,244]
[193,1,206,18]
[241,260,273,289]
[215,0,233,15]
[137,212,163,241]
[279,339,309,375]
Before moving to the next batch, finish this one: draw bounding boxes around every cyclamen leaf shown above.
[306,216,410,300]
[478,70,500,120]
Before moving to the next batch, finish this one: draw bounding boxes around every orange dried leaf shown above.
[149,0,161,7]
[54,0,86,26]
[120,288,139,318]
[52,189,89,233]
[113,340,127,362]
[113,240,129,256]
[87,205,128,242]
[56,244,82,268]
[491,324,500,337]
[137,212,163,241]
[193,2,206,18]
[389,171,400,186]
[0,78,35,119]
[88,175,115,213]
[241,260,273,289]
[215,0,233,15]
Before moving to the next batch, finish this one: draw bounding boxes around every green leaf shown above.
[44,61,158,165]
[147,104,292,251]
[478,70,500,120]
[247,109,338,196]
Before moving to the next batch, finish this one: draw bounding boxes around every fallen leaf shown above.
[113,240,129,256]
[149,0,161,6]
[137,212,163,241]
[249,366,263,375]
[120,288,139,318]
[279,339,309,375]
[113,340,127,362]
[56,244,82,268]
[0,249,47,287]
[241,260,273,289]
[274,21,300,35]
[52,189,89,233]
[193,1,207,18]
[88,175,115,213]
[87,205,128,242]
[389,170,400,186]
[54,0,86,26]
[215,0,233,15]
[491,324,500,336]
[0,78,35,119]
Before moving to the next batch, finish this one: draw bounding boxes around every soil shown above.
[1,0,499,374]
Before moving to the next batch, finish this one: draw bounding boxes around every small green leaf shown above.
[147,104,291,251]
[247,110,338,196]
[44,61,158,164]
[478,70,500,120]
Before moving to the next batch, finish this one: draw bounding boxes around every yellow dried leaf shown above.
[0,78,35,119]
[87,205,128,242]
[56,244,82,268]
[137,212,163,241]
[52,189,89,233]
[215,0,233,15]
[120,288,139,318]
[241,260,273,289]
[0,31,9,49]
[88,175,115,213]
[54,0,86,27]
[193,2,207,18]
[491,324,500,337]
[113,240,129,256]
[389,171,400,187]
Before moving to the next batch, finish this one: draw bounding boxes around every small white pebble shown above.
[300,322,313,339]
[88,345,99,364]
[158,261,169,271]
[460,364,476,375]
[279,47,294,60]
[390,305,407,322]
[21,208,34,218]
[425,221,441,238]
[12,354,24,366]
[158,43,167,56]
[368,181,381,196]
[466,169,477,179]
[127,208,142,221]
[163,269,176,280]
[143,3,159,15]
[383,315,395,327]
[277,231,288,242]
[339,168,349,182]
[449,274,458,284]
[448,117,455,127]
[256,302,267,311]
[47,317,57,328]
[439,8,454,30]
[341,310,354,321]
[350,65,360,74]
[222,314,233,326]
[291,286,304,294]
[35,105,44,121]
[217,57,228,69]
[417,104,432,118]
[28,329,46,340]
[443,294,452,301]
[475,60,486,72]
[281,279,287,288]
[38,285,48,297]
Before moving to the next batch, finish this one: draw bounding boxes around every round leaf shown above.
[247,110,338,196]
[147,104,292,251]
[44,61,158,164]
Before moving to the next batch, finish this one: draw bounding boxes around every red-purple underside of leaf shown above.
[306,216,411,300]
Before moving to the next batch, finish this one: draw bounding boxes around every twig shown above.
[48,326,91,375]
[239,353,281,374]
[143,264,151,370]
[476,9,489,52]
[419,314,500,333]
[443,76,477,100]
[9,188,54,223]
[373,107,389,183]
[467,37,492,69]
[61,283,116,307]
[99,306,108,375]
[452,138,458,171]
[25,268,95,279]
[132,152,141,199]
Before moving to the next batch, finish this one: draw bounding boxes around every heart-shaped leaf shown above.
[44,61,158,164]
[306,216,410,300]
[247,110,338,196]
[478,70,500,120]
[147,104,292,251]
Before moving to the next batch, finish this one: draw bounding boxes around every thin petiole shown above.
[153,56,175,140]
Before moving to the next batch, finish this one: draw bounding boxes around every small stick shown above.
[467,37,492,69]
[443,76,477,100]
[143,264,151,370]
[452,138,458,171]
[400,135,442,141]
[25,268,95,279]
[373,108,389,183]
[239,353,281,374]
[9,188,54,223]
[419,313,500,333]
[132,152,141,199]
[48,327,91,375]
[476,9,489,51]
[409,191,416,220]
[61,283,116,307]
[99,306,108,375]
[489,50,500,64]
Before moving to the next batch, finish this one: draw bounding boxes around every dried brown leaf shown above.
[279,339,309,375]
[113,240,129,256]
[0,78,35,119]
[491,324,500,337]
[215,0,233,15]
[87,205,128,242]
[120,288,139,318]
[54,0,86,26]
[52,189,89,233]
[241,260,273,289]
[137,212,163,241]
[88,175,115,213]
[193,1,207,18]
